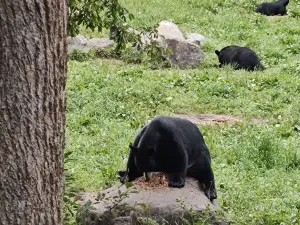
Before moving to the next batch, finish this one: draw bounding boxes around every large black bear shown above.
[118,116,217,200]
[256,0,289,16]
[215,45,264,71]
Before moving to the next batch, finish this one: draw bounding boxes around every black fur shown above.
[118,116,217,200]
[215,45,264,71]
[256,0,289,16]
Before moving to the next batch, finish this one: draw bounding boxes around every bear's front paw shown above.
[168,180,185,188]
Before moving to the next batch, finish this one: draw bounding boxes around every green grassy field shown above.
[65,0,300,224]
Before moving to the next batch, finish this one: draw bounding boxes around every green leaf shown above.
[125,181,133,189]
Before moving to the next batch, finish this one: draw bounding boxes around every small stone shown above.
[186,33,206,46]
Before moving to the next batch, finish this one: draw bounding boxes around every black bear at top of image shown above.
[215,45,264,71]
[118,115,217,201]
[256,0,289,16]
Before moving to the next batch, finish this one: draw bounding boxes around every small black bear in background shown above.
[215,45,264,71]
[256,0,289,16]
[118,116,217,201]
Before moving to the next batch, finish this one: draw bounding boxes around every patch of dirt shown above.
[249,118,269,124]
[174,114,268,126]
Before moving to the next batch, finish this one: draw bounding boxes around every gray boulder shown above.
[156,21,185,41]
[156,21,205,69]
[76,174,227,225]
[161,38,205,69]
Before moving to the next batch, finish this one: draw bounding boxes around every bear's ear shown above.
[129,143,138,153]
[215,50,220,56]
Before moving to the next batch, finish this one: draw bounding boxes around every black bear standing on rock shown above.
[118,116,217,201]
[256,0,289,16]
[215,45,264,71]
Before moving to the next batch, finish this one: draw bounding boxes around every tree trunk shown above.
[0,1,67,225]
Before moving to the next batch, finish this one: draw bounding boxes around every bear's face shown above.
[127,169,143,182]
[215,50,226,64]
[118,169,143,183]
[130,145,157,172]
[215,46,241,63]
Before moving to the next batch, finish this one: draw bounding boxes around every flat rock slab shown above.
[67,35,114,54]
[76,175,227,225]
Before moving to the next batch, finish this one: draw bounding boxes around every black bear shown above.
[215,45,264,71]
[256,0,289,16]
[118,116,217,200]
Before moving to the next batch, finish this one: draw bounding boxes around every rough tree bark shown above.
[0,1,67,225]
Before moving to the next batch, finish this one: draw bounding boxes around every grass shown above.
[65,0,300,224]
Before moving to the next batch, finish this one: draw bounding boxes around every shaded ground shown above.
[174,114,268,126]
